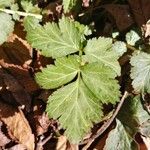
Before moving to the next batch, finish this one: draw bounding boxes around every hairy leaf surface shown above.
[0,13,14,45]
[104,119,139,150]
[81,63,120,104]
[130,52,150,93]
[25,16,82,58]
[84,37,120,75]
[35,55,80,89]
[46,77,102,143]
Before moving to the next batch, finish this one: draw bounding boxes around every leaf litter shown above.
[0,0,150,149]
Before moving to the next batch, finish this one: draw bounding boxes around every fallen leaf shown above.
[103,4,134,31]
[8,144,26,150]
[0,121,11,147]
[0,60,39,93]
[0,68,32,112]
[56,136,67,150]
[0,101,35,150]
[128,0,150,27]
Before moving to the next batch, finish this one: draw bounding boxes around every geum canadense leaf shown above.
[84,37,120,76]
[45,62,120,143]
[81,63,120,104]
[46,77,103,143]
[0,13,14,45]
[130,52,150,93]
[35,55,80,89]
[25,16,83,58]
[104,119,138,150]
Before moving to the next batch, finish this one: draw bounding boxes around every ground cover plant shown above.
[0,0,150,149]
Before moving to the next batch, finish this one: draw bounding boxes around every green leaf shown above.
[10,4,20,20]
[35,55,80,89]
[117,95,150,135]
[112,41,127,57]
[63,0,78,12]
[23,16,40,31]
[81,63,120,104]
[139,120,150,138]
[46,77,102,143]
[130,52,150,93]
[0,13,14,45]
[126,30,140,46]
[25,16,83,58]
[0,0,14,7]
[21,0,41,13]
[104,119,139,150]
[84,37,120,76]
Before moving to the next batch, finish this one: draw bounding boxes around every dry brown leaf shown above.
[0,101,35,150]
[0,68,32,112]
[103,4,134,31]
[128,0,150,27]
[0,121,11,147]
[0,61,39,93]
[56,136,67,150]
[8,144,26,150]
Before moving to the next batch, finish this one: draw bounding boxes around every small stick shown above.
[36,133,53,150]
[82,91,129,150]
[0,8,42,19]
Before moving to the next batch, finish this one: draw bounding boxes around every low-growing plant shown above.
[1,0,150,149]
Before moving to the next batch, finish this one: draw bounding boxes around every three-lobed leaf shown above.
[32,17,121,143]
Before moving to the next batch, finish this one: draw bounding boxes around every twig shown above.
[82,91,129,150]
[0,8,42,19]
[36,133,53,150]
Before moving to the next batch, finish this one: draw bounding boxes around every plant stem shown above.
[0,8,42,19]
[126,44,139,51]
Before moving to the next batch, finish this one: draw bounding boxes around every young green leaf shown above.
[25,16,83,58]
[35,55,80,89]
[130,52,150,93]
[63,0,78,12]
[21,0,41,13]
[0,13,14,45]
[46,77,103,143]
[104,119,139,150]
[81,63,120,104]
[126,30,140,46]
[84,37,120,76]
[112,41,127,57]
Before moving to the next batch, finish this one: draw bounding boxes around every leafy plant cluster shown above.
[1,0,150,149]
